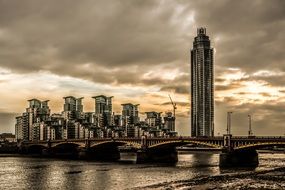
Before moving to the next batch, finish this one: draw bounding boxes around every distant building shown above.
[14,99,50,141]
[15,116,24,141]
[66,121,80,139]
[31,122,41,141]
[126,125,139,137]
[163,112,175,132]
[92,95,113,127]
[15,96,174,141]
[121,103,140,126]
[0,133,16,143]
[145,112,162,128]
[45,114,65,140]
[84,112,95,124]
[112,114,123,127]
[27,99,50,141]
[62,96,84,120]
[47,126,56,140]
[191,27,214,137]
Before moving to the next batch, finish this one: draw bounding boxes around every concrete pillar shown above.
[87,147,121,161]
[78,148,88,159]
[136,149,178,164]
[136,150,149,164]
[42,148,52,157]
[219,149,259,167]
[18,146,27,154]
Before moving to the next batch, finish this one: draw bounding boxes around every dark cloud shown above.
[191,0,285,73]
[160,84,189,94]
[215,82,244,91]
[259,92,272,97]
[215,78,226,83]
[0,0,284,76]
[160,101,190,107]
[0,0,284,87]
[0,0,189,82]
[216,97,242,105]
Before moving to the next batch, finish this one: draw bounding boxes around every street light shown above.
[227,112,233,135]
[248,114,253,136]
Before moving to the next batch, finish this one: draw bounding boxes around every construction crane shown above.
[168,94,177,117]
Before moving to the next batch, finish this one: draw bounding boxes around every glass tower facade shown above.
[191,27,214,137]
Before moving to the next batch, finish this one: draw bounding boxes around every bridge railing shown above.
[231,136,285,139]
[21,136,285,145]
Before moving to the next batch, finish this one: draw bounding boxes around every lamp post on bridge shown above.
[227,112,233,135]
[248,114,253,136]
[223,112,233,151]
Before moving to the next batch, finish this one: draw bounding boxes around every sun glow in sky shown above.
[216,68,284,105]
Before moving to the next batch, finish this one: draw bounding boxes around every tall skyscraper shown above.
[191,27,214,137]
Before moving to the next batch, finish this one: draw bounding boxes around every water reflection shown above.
[23,159,50,189]
[0,153,284,189]
[61,163,84,189]
[177,152,219,177]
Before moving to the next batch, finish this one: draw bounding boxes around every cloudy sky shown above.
[0,0,285,136]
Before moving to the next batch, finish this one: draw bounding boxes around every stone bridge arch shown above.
[26,143,48,148]
[148,140,223,149]
[88,140,141,161]
[24,144,48,154]
[51,141,85,148]
[90,140,141,149]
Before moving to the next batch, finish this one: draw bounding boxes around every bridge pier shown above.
[219,149,259,167]
[136,149,178,164]
[42,148,52,157]
[78,147,120,161]
[18,146,27,154]
[77,148,88,159]
[19,145,47,156]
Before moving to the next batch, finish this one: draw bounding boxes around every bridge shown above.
[19,135,285,167]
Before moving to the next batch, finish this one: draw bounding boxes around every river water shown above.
[0,152,284,190]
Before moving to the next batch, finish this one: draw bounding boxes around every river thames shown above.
[0,152,285,189]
